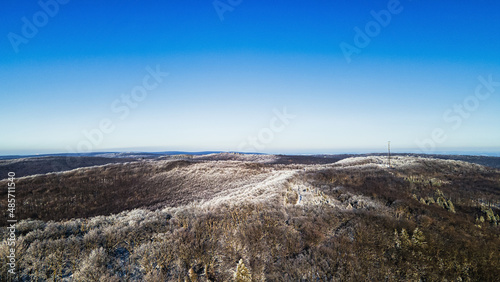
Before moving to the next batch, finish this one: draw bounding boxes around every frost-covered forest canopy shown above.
[1,153,500,281]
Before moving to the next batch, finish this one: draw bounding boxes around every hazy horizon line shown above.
[2,148,500,158]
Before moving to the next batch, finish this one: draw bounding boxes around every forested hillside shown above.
[0,154,499,281]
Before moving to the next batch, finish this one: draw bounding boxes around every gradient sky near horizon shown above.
[1,0,499,155]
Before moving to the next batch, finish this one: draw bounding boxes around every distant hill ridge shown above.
[1,152,499,180]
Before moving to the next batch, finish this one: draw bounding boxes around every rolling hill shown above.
[0,153,499,281]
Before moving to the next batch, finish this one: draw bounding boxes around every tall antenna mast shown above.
[388,141,391,168]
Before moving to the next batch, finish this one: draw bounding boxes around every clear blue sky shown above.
[1,0,499,155]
